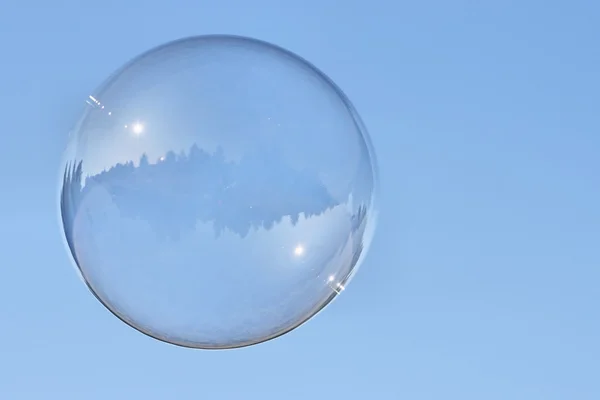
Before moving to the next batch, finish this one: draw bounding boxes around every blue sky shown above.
[1,0,599,399]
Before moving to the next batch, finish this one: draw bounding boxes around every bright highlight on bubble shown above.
[59,35,379,349]
[293,244,305,257]
[132,123,144,135]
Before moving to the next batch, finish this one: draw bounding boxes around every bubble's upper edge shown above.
[91,35,298,96]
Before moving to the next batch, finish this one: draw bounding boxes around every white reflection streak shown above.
[87,95,113,117]
[327,275,345,294]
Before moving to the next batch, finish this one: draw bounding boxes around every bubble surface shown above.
[59,35,378,349]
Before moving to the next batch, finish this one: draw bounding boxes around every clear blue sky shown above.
[1,1,599,399]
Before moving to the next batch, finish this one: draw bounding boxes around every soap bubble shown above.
[59,35,378,349]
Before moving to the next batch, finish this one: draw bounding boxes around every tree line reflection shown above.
[61,143,368,245]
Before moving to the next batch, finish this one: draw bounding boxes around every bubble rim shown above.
[56,34,380,350]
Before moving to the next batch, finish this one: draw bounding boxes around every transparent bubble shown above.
[59,35,379,349]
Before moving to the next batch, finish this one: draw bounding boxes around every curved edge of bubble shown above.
[56,121,90,287]
[55,34,381,350]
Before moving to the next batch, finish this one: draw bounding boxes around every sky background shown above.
[0,0,599,399]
